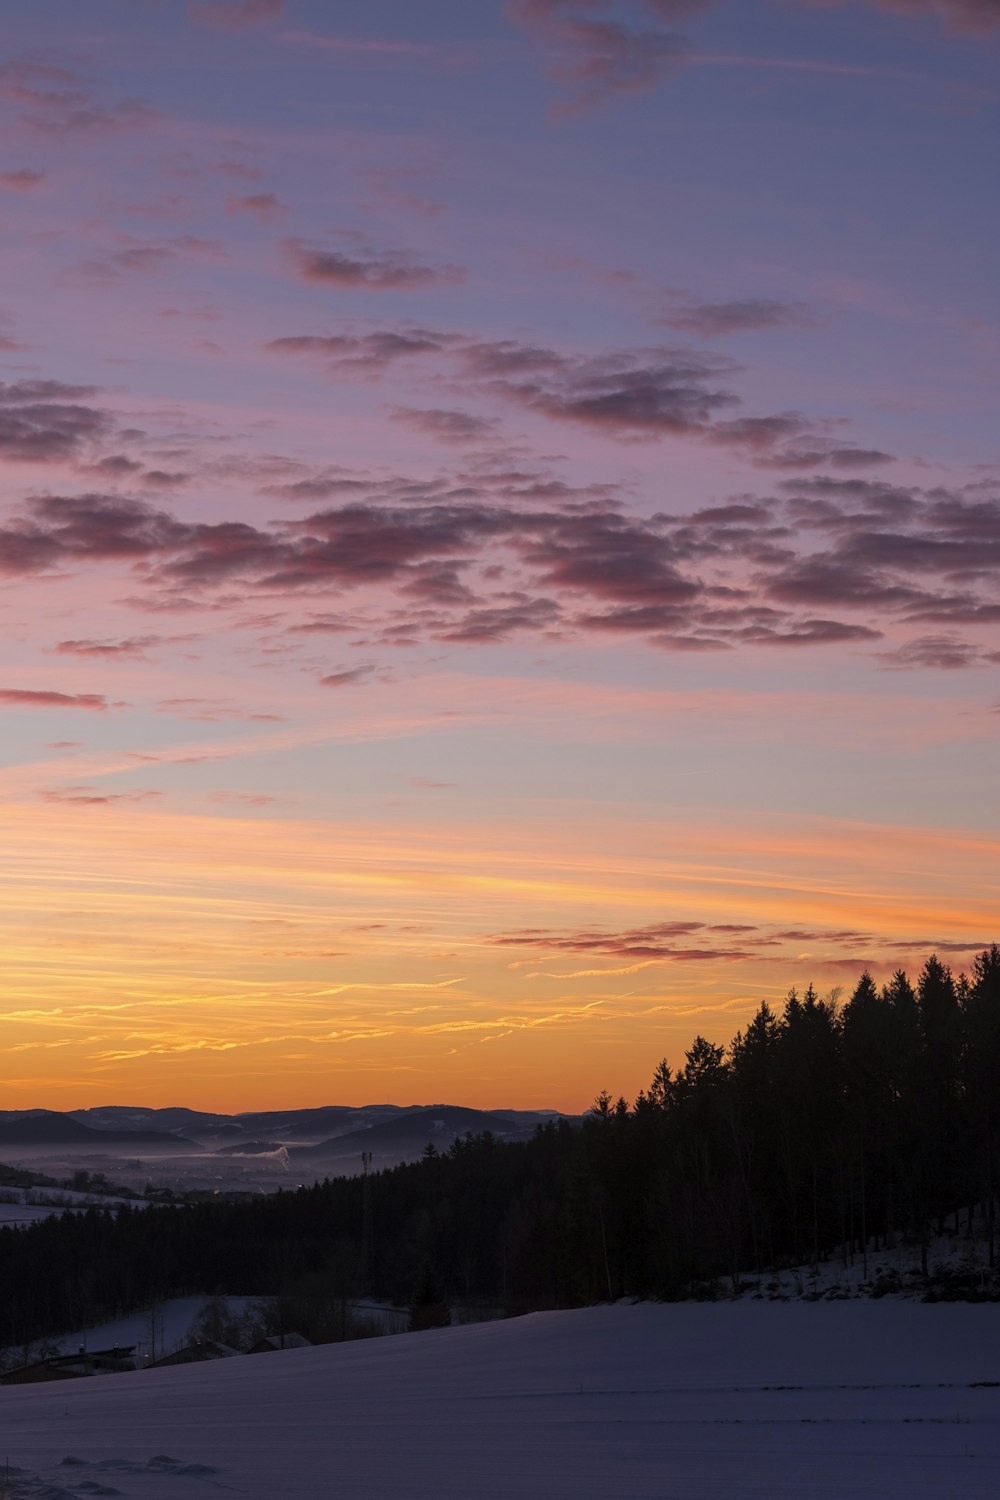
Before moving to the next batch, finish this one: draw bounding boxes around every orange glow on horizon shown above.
[2,798,995,1113]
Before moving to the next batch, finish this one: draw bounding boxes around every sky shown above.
[0,0,998,1113]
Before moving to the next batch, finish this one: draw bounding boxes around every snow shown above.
[730,1221,998,1300]
[4,1302,1000,1497]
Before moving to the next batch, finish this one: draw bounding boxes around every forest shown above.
[1,946,999,1350]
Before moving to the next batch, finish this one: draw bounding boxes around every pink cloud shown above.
[73,236,229,282]
[156,697,285,723]
[364,167,445,220]
[53,636,167,661]
[0,62,157,137]
[0,689,109,710]
[38,785,160,805]
[208,790,282,807]
[0,168,44,190]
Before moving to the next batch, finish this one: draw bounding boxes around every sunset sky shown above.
[1,0,998,1112]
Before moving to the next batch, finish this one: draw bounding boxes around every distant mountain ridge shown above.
[291,1105,534,1162]
[0,1104,569,1157]
[0,1111,196,1152]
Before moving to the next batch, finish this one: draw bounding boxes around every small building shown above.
[1,1346,136,1385]
[150,1341,240,1368]
[247,1333,312,1354]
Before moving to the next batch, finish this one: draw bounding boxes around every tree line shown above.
[1,946,998,1349]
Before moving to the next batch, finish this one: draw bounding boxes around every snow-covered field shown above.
[3,1302,1000,1498]
[0,1144,293,1197]
[0,1200,68,1228]
[0,1186,140,1230]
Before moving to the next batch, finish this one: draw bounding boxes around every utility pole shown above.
[360,1152,374,1297]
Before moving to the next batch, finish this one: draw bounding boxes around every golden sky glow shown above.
[3,797,997,1110]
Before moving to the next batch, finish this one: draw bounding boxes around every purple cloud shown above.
[877,633,1000,670]
[462,341,737,436]
[188,0,287,30]
[287,239,465,292]
[489,918,754,960]
[512,0,692,113]
[227,192,283,217]
[509,0,1000,120]
[75,236,228,282]
[263,326,894,471]
[509,0,702,112]
[391,408,499,444]
[642,0,713,15]
[0,380,99,404]
[265,328,454,375]
[659,297,821,337]
[0,381,110,465]
[440,597,562,642]
[544,18,689,114]
[737,617,883,646]
[519,509,701,606]
[2,463,996,668]
[808,0,1000,34]
[19,494,189,560]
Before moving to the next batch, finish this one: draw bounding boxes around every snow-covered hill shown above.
[3,1302,1000,1498]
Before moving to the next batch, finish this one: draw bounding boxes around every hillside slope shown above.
[4,1303,1000,1498]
